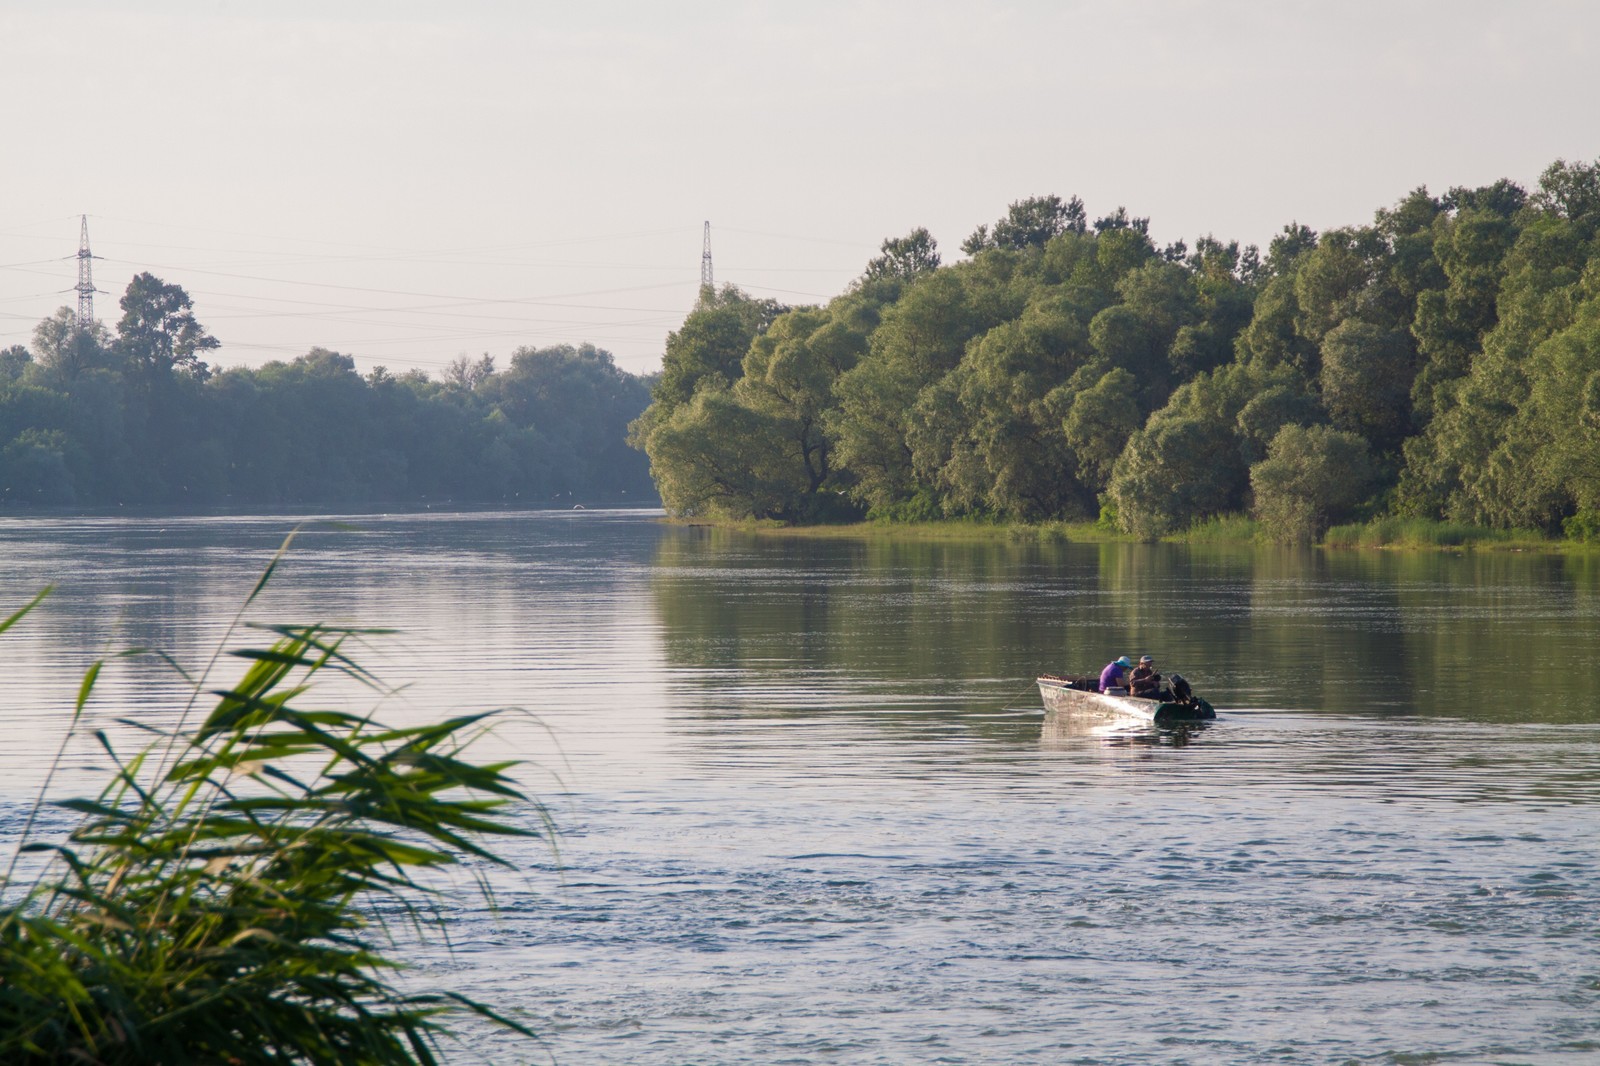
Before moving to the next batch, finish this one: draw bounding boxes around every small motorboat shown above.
[1036,672,1216,725]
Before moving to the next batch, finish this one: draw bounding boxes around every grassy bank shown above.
[681,517,1121,543]
[1321,516,1564,551]
[676,513,1597,553]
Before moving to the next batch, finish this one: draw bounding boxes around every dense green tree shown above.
[485,343,651,496]
[1319,320,1416,452]
[1105,362,1321,537]
[3,283,655,509]
[0,428,84,503]
[1108,411,1241,538]
[1397,164,1600,521]
[1106,365,1268,537]
[640,385,801,518]
[1234,372,1324,465]
[1409,205,1517,418]
[116,273,219,379]
[1234,273,1319,375]
[1063,367,1140,491]
[32,308,112,382]
[736,306,868,502]
[931,296,1098,518]
[443,353,496,391]
[1293,227,1402,343]
[0,346,31,380]
[1457,288,1600,528]
[649,285,785,414]
[962,194,1088,254]
[1250,424,1374,544]
[864,227,941,283]
[1264,223,1318,277]
[827,356,920,511]
[1092,207,1149,235]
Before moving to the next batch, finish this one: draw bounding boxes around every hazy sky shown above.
[3,1,1596,377]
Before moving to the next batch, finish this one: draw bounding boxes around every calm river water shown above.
[2,510,1598,1065]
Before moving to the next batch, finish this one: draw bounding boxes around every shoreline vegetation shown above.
[3,279,656,508]
[631,160,1600,551]
[671,513,1594,553]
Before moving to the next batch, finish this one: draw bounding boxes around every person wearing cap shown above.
[1099,655,1133,695]
[1129,655,1162,698]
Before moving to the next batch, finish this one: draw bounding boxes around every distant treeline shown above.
[631,159,1600,543]
[1,276,656,507]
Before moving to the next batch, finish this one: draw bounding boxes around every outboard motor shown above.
[1170,674,1192,704]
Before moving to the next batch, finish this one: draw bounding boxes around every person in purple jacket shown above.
[1099,656,1133,695]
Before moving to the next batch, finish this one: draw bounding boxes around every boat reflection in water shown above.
[1039,707,1211,752]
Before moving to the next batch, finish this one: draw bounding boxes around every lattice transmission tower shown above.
[74,214,101,328]
[699,220,714,298]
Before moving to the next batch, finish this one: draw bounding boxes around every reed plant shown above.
[0,548,540,1064]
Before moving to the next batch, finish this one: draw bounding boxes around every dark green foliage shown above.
[625,162,1600,534]
[0,566,539,1064]
[962,195,1088,254]
[1319,320,1416,452]
[650,286,787,414]
[1251,424,1375,544]
[863,227,941,284]
[2,275,656,508]
[116,271,220,380]
[1106,365,1277,537]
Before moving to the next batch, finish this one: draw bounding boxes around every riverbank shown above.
[677,513,1597,553]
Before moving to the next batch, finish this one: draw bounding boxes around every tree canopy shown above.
[633,158,1600,539]
[0,277,655,507]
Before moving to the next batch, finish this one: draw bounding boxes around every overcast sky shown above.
[2,1,1595,377]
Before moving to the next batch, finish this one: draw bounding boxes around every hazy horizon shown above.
[4,0,1596,377]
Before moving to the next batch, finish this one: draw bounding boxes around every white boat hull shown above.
[1036,676,1215,724]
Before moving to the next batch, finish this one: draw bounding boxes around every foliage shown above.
[610,160,1600,537]
[863,227,941,284]
[0,563,540,1064]
[962,195,1088,254]
[1563,508,1600,543]
[1179,512,1259,543]
[1322,515,1527,549]
[1250,424,1375,544]
[649,285,787,415]
[116,271,220,380]
[3,274,656,507]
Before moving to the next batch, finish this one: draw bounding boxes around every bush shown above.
[1564,508,1600,543]
[0,560,539,1063]
[1250,425,1374,545]
[1181,513,1259,543]
[867,488,947,524]
[1323,515,1530,549]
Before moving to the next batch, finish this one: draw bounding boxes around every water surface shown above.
[1,511,1597,1064]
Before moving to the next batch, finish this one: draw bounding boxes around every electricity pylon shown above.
[75,215,101,328]
[699,220,714,302]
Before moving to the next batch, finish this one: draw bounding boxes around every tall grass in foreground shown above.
[0,557,541,1063]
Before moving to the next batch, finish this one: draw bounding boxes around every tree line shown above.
[1,275,656,507]
[630,160,1600,542]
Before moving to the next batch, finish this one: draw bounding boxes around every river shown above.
[1,510,1597,1064]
